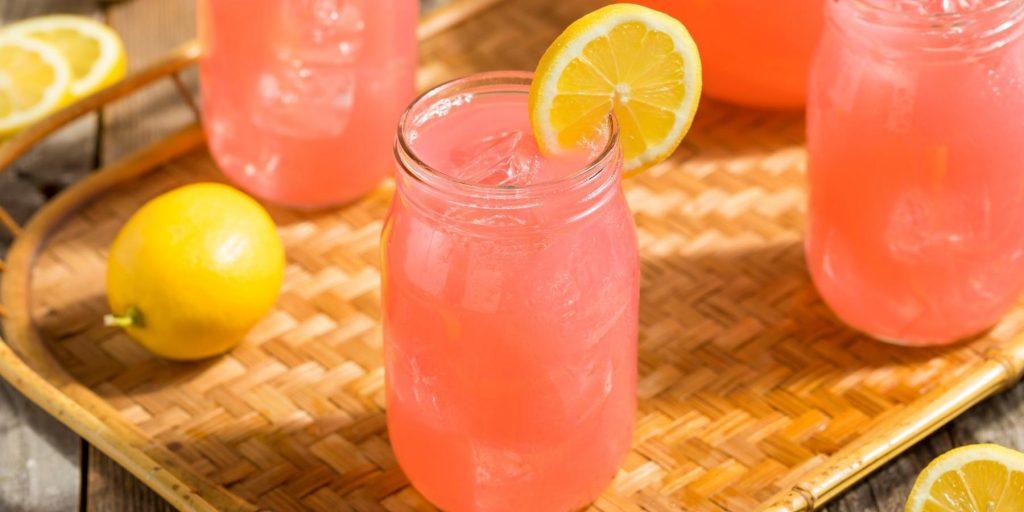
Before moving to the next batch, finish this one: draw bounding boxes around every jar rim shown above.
[839,0,1023,25]
[827,0,1024,57]
[394,70,620,199]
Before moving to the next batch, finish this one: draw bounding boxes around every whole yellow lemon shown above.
[105,183,285,360]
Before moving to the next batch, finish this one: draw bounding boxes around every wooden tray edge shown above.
[760,340,1024,511]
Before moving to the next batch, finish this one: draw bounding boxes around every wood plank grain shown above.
[84,0,197,510]
[85,452,175,512]
[0,383,82,512]
[0,1,100,510]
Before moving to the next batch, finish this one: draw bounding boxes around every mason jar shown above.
[382,72,639,511]
[807,0,1024,345]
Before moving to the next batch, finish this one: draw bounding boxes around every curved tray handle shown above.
[0,40,201,240]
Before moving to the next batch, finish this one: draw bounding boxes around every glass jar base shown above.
[862,327,994,348]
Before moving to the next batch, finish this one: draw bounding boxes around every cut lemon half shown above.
[0,35,72,137]
[529,3,701,175]
[905,444,1024,512]
[2,15,126,98]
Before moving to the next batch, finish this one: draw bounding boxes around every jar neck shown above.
[827,0,1024,60]
[393,72,623,233]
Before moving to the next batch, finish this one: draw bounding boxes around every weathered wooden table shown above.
[2,0,1023,510]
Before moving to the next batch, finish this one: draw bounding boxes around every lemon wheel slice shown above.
[905,444,1024,512]
[529,3,702,175]
[2,15,126,98]
[0,35,72,137]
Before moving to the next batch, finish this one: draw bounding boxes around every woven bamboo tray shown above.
[3,0,1024,510]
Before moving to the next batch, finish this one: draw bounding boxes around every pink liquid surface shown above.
[638,0,823,108]
[382,79,639,511]
[198,0,417,208]
[807,0,1024,344]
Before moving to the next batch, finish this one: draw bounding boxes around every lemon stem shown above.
[104,307,142,328]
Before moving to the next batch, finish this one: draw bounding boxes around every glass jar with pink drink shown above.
[382,72,639,511]
[637,0,823,108]
[197,0,417,208]
[807,0,1024,345]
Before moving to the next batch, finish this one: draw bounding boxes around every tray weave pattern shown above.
[19,0,1024,510]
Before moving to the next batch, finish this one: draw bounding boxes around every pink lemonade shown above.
[197,0,417,208]
[807,0,1024,345]
[637,0,823,108]
[382,72,639,511]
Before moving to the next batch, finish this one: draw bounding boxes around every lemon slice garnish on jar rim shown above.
[529,3,702,175]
